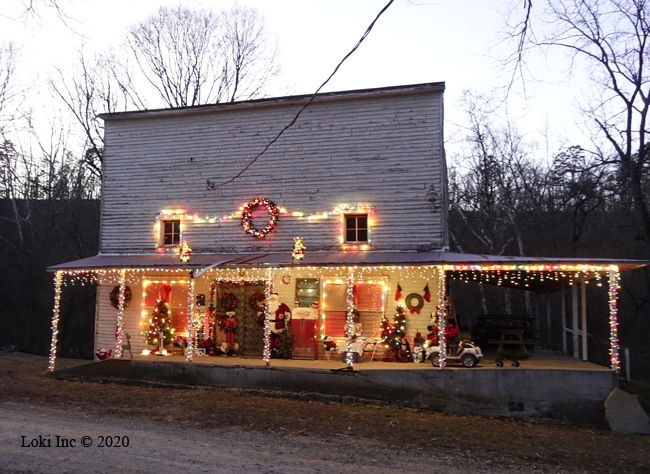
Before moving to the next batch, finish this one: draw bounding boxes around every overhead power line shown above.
[207,0,395,191]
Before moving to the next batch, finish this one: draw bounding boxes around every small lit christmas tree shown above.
[292,236,305,260]
[381,305,407,354]
[145,298,173,346]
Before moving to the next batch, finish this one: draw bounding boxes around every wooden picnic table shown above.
[489,329,530,354]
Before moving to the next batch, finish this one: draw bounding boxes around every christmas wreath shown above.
[109,285,132,309]
[249,292,265,311]
[405,293,424,314]
[221,292,239,310]
[241,197,279,238]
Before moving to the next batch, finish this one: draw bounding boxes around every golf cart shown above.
[425,339,483,367]
[425,297,483,367]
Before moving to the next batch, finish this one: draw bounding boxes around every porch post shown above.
[546,292,551,348]
[113,269,127,359]
[185,272,196,363]
[572,282,579,358]
[263,268,273,366]
[580,274,588,361]
[608,268,620,372]
[437,266,446,369]
[345,269,355,370]
[560,282,567,354]
[48,271,64,372]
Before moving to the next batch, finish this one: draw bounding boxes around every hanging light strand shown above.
[608,269,621,372]
[113,269,127,358]
[437,266,446,369]
[48,271,63,372]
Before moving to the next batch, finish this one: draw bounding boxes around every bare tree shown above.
[124,3,279,108]
[219,4,280,103]
[48,48,132,177]
[506,0,650,244]
[0,42,22,134]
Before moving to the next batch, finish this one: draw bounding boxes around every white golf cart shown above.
[425,339,484,368]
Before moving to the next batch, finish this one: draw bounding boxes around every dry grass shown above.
[1,352,648,473]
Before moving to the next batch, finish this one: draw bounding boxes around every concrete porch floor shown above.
[127,348,613,372]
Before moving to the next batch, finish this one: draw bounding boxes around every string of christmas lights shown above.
[48,271,63,372]
[345,271,354,368]
[608,269,620,372]
[263,268,273,365]
[437,267,446,369]
[449,269,607,287]
[186,277,196,362]
[113,269,127,359]
[153,204,376,249]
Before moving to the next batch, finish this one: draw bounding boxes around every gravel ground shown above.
[0,353,648,473]
[0,403,574,474]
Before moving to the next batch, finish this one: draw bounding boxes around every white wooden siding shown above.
[100,89,446,253]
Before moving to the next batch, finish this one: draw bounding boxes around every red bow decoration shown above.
[408,305,421,315]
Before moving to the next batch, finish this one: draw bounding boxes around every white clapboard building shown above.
[49,82,638,371]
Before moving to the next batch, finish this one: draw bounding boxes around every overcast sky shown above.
[2,0,590,160]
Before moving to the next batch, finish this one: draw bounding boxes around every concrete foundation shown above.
[56,359,618,426]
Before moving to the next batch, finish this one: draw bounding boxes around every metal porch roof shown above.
[47,251,649,272]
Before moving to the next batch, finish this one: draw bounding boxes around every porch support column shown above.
[437,266,446,369]
[560,282,567,354]
[608,267,621,372]
[345,269,355,370]
[572,282,579,358]
[48,271,64,372]
[263,268,273,366]
[580,274,588,362]
[546,292,551,348]
[113,269,127,359]
[185,272,196,363]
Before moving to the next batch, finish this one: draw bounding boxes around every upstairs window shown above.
[163,220,181,246]
[345,214,368,242]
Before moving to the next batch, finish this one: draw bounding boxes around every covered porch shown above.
[47,251,647,375]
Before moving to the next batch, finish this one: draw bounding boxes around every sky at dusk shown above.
[2,0,591,159]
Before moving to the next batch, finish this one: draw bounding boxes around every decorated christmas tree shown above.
[145,298,173,346]
[381,305,407,354]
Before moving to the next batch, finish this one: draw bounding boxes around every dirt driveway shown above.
[0,402,553,474]
[0,353,648,473]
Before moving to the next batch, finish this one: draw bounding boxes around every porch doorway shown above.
[212,282,265,356]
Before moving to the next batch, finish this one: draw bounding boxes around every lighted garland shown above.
[242,198,279,238]
[209,282,216,318]
[114,270,127,359]
[263,268,273,365]
[48,271,63,372]
[437,266,446,369]
[186,277,196,362]
[110,285,132,309]
[345,273,355,368]
[608,269,620,371]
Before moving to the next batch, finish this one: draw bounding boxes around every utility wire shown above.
[207,0,395,191]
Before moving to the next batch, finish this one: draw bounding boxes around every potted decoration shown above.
[277,331,294,359]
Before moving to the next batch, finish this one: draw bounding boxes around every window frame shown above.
[161,219,181,247]
[343,213,369,243]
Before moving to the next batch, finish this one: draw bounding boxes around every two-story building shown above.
[48,82,640,371]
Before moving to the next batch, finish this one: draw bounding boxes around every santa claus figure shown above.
[267,292,291,355]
